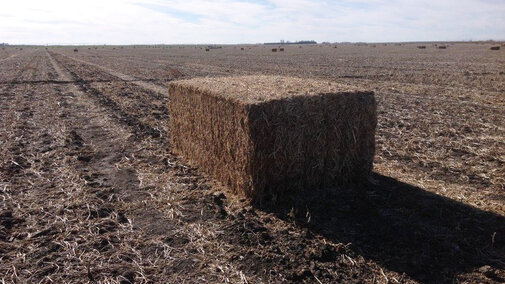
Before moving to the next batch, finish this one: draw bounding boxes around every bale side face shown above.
[247,92,376,196]
[168,77,376,200]
[168,84,254,193]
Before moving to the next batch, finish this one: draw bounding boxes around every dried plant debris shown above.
[1,44,504,283]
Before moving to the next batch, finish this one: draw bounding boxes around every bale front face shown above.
[168,76,376,200]
[168,84,254,194]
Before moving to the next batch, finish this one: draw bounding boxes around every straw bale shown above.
[168,75,376,200]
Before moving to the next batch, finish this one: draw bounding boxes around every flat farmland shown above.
[0,43,504,283]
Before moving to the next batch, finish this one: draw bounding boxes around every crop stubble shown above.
[1,44,504,283]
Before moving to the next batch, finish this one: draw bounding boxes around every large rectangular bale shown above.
[168,75,376,200]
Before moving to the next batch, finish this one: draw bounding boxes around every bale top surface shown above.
[170,75,368,104]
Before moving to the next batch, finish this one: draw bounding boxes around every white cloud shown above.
[0,0,503,44]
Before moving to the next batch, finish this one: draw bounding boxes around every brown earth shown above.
[0,43,504,283]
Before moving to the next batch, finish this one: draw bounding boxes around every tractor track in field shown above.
[52,51,169,95]
[1,49,255,282]
[48,51,164,141]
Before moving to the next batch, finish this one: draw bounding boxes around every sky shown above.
[0,0,504,45]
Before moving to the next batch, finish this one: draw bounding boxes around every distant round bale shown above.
[272,48,277,52]
[438,46,447,49]
[417,46,426,49]
[489,46,500,50]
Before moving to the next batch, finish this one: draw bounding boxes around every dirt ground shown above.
[0,43,504,283]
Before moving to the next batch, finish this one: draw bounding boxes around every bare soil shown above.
[1,43,504,283]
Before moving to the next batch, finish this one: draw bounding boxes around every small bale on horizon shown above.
[489,46,500,50]
[272,48,277,52]
[168,76,377,200]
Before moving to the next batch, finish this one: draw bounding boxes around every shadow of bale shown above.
[255,173,505,283]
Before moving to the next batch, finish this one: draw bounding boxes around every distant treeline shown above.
[264,40,317,45]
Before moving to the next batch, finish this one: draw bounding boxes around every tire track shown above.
[48,51,163,140]
[2,51,158,282]
[53,51,169,95]
[44,49,255,283]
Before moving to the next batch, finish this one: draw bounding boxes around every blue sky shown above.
[0,0,504,44]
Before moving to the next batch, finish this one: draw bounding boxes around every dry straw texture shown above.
[168,75,377,200]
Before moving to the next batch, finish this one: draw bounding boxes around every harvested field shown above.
[1,43,504,283]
